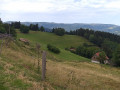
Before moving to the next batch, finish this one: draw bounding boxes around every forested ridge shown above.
[66,28,120,66]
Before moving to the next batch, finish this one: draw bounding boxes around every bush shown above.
[97,51,106,64]
[20,25,29,33]
[0,26,6,33]
[39,26,45,32]
[76,45,101,58]
[0,23,17,37]
[52,28,65,36]
[47,44,60,54]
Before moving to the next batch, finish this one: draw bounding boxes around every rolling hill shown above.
[20,22,120,34]
[17,31,93,61]
[0,31,120,90]
[6,21,120,35]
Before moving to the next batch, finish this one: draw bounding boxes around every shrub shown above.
[76,45,101,58]
[0,23,16,37]
[20,25,29,33]
[47,44,60,54]
[52,28,65,36]
[97,51,106,64]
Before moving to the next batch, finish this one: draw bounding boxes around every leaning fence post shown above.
[42,51,47,80]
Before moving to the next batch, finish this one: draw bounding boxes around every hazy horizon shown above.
[4,21,120,26]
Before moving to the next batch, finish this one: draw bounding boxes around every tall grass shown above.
[0,41,120,90]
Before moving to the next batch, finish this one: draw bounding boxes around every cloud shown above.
[0,0,120,25]
[1,0,120,13]
[0,0,54,13]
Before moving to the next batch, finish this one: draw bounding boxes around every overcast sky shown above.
[0,0,120,25]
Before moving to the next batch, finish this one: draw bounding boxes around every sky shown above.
[0,0,120,25]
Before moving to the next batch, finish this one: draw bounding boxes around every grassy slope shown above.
[17,31,94,61]
[0,41,120,90]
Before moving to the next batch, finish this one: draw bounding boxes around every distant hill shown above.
[6,21,120,35]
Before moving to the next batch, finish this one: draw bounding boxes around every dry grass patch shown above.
[1,42,120,90]
[46,60,120,90]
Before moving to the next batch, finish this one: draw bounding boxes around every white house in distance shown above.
[91,52,109,64]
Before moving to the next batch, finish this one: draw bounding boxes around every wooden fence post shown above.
[42,51,47,80]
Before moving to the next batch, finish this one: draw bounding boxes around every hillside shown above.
[17,31,93,61]
[6,21,120,35]
[0,38,120,90]
[20,22,120,34]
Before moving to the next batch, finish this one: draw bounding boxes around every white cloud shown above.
[1,0,120,13]
[0,0,120,24]
[105,1,120,9]
[1,0,54,13]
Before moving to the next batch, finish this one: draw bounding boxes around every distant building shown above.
[91,52,109,64]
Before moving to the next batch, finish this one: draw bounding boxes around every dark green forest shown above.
[66,28,120,66]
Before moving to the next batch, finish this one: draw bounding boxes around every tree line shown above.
[11,21,45,33]
[52,28,65,36]
[0,21,16,37]
[67,28,120,44]
[0,21,46,36]
[66,28,120,66]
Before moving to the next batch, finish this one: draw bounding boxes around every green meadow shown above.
[17,31,91,61]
